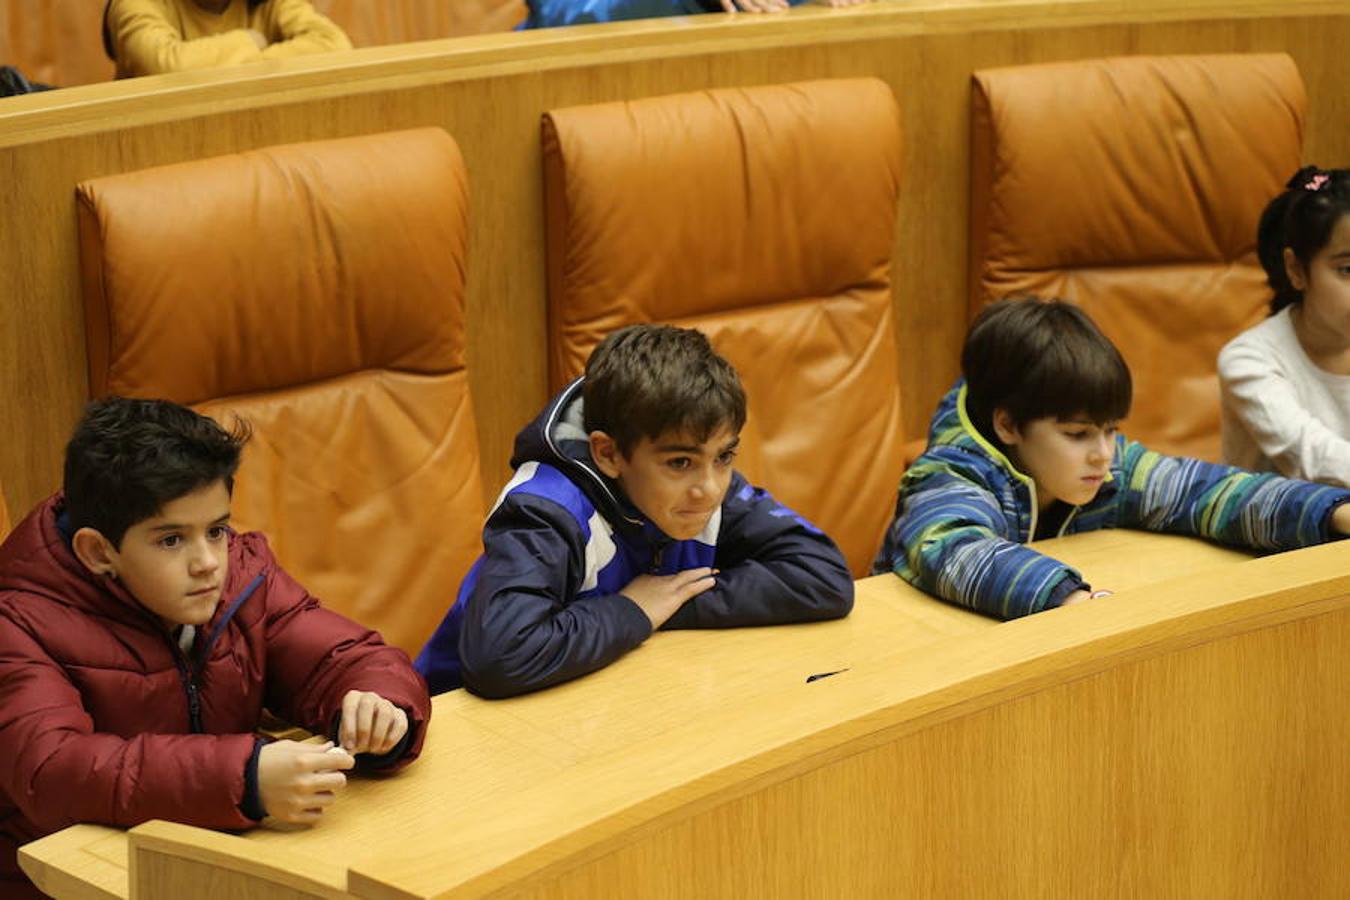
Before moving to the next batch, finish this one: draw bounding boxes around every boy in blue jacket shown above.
[417,324,854,697]
[873,298,1350,619]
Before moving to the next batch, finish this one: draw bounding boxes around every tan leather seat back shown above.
[76,128,484,655]
[543,79,905,576]
[0,486,10,542]
[970,53,1306,461]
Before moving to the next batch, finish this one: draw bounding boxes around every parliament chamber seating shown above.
[541,78,907,576]
[969,53,1306,461]
[0,0,527,87]
[74,127,485,656]
[3,6,1350,897]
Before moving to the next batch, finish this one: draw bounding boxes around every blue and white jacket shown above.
[872,381,1350,620]
[415,379,854,698]
[523,0,809,29]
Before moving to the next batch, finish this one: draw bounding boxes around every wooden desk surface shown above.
[19,531,1266,899]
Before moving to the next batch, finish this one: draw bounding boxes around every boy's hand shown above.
[245,29,268,50]
[621,567,716,629]
[1061,588,1112,607]
[338,690,410,756]
[257,740,352,826]
[720,0,789,12]
[1060,589,1093,607]
[1333,503,1350,536]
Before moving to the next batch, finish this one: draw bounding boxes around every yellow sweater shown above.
[107,0,352,78]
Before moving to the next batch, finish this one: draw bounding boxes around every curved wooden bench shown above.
[24,533,1348,899]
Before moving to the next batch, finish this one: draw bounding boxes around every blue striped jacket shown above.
[872,382,1350,619]
[416,379,854,697]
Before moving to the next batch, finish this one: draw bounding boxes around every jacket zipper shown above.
[1025,482,1039,542]
[170,649,204,734]
[164,573,264,735]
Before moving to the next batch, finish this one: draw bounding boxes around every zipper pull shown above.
[187,679,202,733]
[650,543,665,573]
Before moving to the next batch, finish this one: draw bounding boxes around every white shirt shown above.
[1218,306,1350,487]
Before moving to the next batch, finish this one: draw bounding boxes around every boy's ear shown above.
[588,431,623,479]
[71,527,118,577]
[992,408,1022,446]
[1283,247,1308,291]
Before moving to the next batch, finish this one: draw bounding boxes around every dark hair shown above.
[962,298,1132,447]
[64,397,250,547]
[1257,166,1350,315]
[583,324,747,456]
[102,0,268,61]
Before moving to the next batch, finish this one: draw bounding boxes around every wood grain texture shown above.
[129,822,350,900]
[349,541,1345,900]
[502,607,1350,900]
[0,2,1347,526]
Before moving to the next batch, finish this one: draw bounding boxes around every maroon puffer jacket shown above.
[0,494,432,897]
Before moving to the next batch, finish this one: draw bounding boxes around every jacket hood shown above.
[0,493,139,623]
[0,493,272,632]
[510,378,647,534]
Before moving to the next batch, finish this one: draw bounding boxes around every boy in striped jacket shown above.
[873,298,1350,619]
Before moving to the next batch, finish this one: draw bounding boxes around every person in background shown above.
[873,297,1350,620]
[103,0,351,78]
[522,0,868,29]
[1219,166,1350,487]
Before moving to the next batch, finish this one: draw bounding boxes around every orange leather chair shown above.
[969,53,1306,461]
[542,78,906,577]
[75,128,484,656]
[0,485,10,542]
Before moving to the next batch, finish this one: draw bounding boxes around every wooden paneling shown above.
[129,823,347,900]
[347,541,1345,900]
[1,1,1348,525]
[506,607,1350,900]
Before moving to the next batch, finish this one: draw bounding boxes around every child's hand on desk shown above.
[719,0,789,13]
[1333,503,1350,536]
[258,740,353,825]
[338,690,410,756]
[621,567,716,629]
[1060,589,1113,607]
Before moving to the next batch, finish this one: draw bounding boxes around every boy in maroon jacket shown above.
[0,398,431,898]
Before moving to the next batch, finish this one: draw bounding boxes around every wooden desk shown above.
[3,1,1349,528]
[24,531,1350,900]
